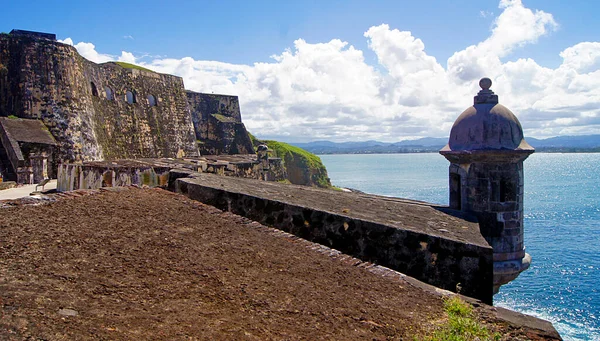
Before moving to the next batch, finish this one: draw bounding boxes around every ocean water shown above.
[320,153,600,341]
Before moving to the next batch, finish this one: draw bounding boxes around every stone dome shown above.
[445,78,533,151]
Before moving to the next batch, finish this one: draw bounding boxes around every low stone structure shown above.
[440,78,534,294]
[9,29,56,40]
[0,117,56,183]
[57,155,286,192]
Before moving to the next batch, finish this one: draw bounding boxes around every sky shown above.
[2,0,600,142]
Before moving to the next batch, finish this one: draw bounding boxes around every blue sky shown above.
[2,0,600,142]
[4,0,596,67]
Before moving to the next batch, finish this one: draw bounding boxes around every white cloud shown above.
[118,51,136,64]
[60,40,114,63]
[447,0,557,83]
[58,38,73,46]
[559,42,600,74]
[59,38,137,64]
[480,10,494,18]
[63,0,600,142]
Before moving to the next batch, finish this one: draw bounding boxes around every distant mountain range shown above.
[291,135,600,154]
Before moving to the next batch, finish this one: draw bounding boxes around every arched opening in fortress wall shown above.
[126,90,136,104]
[105,87,114,100]
[90,82,98,97]
[147,94,157,107]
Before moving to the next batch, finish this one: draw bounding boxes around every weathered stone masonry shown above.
[86,63,198,160]
[0,30,255,183]
[0,117,57,183]
[57,156,287,192]
[187,91,254,155]
[0,32,198,164]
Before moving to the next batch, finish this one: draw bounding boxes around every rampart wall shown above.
[170,170,494,303]
[85,63,198,160]
[0,33,102,162]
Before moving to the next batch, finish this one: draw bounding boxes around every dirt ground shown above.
[0,187,555,340]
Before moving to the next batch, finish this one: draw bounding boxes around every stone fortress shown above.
[0,29,265,185]
[0,30,560,338]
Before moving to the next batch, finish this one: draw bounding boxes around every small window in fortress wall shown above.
[126,90,136,104]
[90,82,98,97]
[147,94,157,107]
[493,178,517,203]
[105,87,114,100]
[500,178,517,202]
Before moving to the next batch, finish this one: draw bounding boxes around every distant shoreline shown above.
[290,135,600,155]
[312,149,600,155]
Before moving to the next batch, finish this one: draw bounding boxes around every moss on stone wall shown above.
[248,132,330,187]
[211,113,237,123]
[262,139,331,188]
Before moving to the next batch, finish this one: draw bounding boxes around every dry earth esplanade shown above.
[440,77,534,293]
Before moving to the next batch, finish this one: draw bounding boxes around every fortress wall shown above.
[187,92,242,138]
[172,171,494,303]
[84,63,198,159]
[187,91,254,155]
[0,33,199,164]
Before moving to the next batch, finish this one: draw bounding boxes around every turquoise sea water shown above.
[320,153,600,341]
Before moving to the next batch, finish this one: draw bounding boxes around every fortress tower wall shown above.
[0,32,102,162]
[187,91,254,155]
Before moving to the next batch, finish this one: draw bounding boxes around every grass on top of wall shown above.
[114,62,155,73]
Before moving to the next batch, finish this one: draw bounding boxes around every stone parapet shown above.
[170,170,494,303]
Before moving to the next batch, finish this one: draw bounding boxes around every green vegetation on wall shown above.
[248,131,330,188]
[114,62,155,73]
[248,131,260,147]
[264,139,331,188]
[211,113,236,123]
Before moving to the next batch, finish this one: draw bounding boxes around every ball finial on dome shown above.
[479,77,492,90]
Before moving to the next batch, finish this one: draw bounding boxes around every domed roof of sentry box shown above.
[442,78,533,152]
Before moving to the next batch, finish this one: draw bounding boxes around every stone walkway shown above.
[0,179,56,200]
